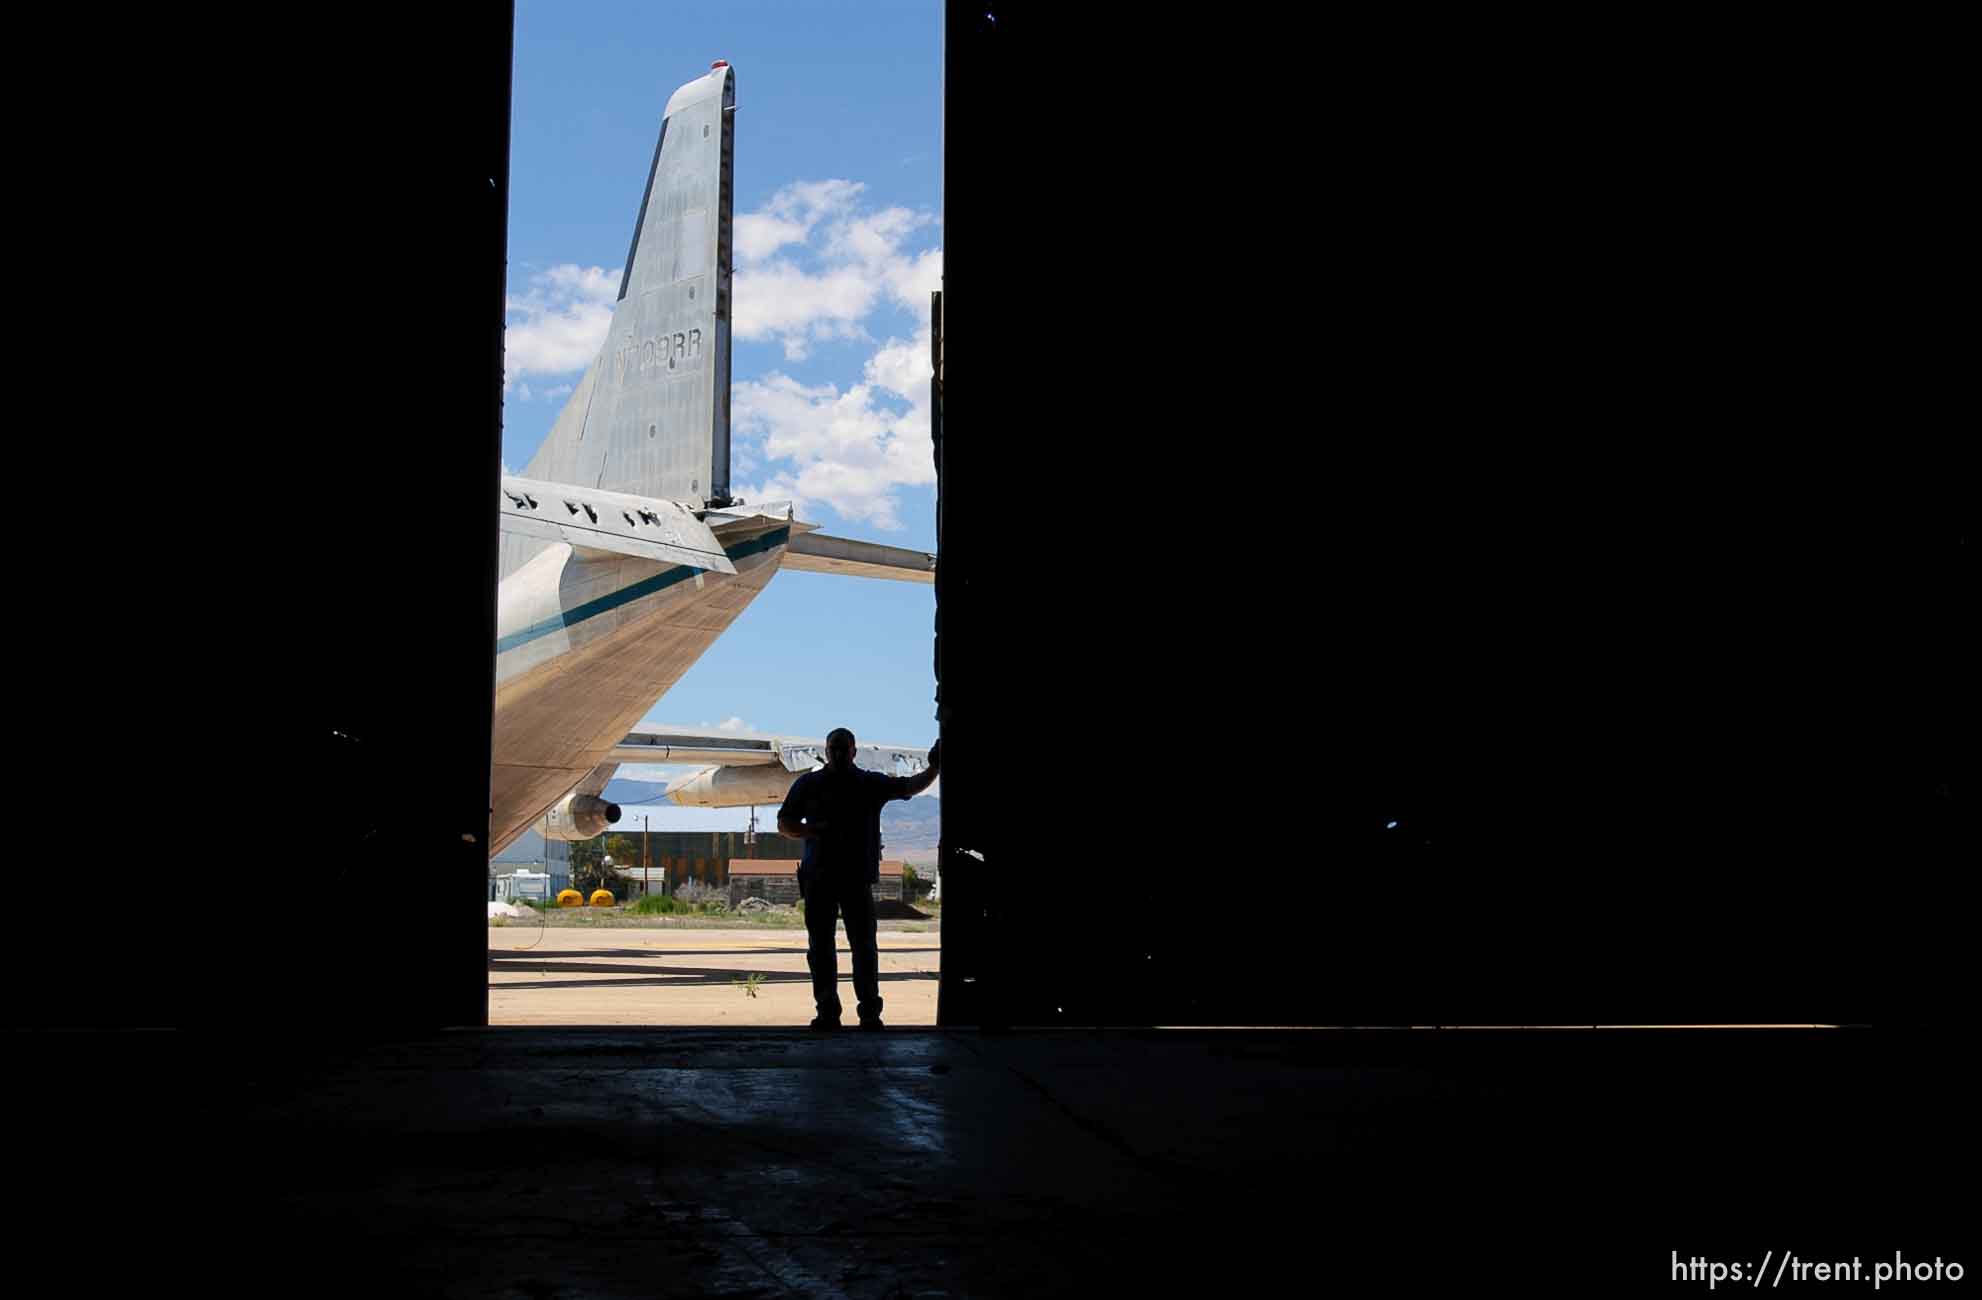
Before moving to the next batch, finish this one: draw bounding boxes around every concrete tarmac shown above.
[19,1026,1958,1296]
[489,924,940,1025]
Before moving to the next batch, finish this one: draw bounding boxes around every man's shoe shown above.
[858,1018,885,1032]
[809,1016,841,1031]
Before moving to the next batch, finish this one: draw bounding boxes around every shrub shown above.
[631,894,679,915]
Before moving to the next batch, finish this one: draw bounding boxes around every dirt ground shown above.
[488,923,940,1026]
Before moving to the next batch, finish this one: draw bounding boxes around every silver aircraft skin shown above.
[493,62,932,855]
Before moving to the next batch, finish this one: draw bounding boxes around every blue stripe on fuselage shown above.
[495,527,790,656]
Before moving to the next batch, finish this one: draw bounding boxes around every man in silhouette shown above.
[779,729,941,1030]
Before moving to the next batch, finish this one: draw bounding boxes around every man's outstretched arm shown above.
[887,739,941,800]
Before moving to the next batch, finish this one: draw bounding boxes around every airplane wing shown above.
[608,725,930,775]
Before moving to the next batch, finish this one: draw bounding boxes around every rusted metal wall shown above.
[727,861,906,906]
[635,832,805,888]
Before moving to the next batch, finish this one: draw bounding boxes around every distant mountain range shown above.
[880,796,940,861]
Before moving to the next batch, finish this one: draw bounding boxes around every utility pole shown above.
[643,815,650,899]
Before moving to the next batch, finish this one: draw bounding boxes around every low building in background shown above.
[728,860,802,906]
[728,860,906,907]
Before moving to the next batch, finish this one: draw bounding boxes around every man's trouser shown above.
[800,870,882,1022]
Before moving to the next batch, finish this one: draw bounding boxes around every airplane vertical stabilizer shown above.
[507,63,735,580]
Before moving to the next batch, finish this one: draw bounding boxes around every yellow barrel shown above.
[589,889,615,908]
[556,889,584,908]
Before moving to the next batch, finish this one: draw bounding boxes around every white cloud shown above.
[734,214,811,263]
[503,263,619,392]
[732,318,937,530]
[864,328,933,403]
[825,205,933,271]
[733,179,864,264]
[731,181,940,358]
[697,717,753,733]
[733,261,879,358]
[882,246,943,319]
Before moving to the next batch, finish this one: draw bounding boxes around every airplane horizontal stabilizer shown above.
[782,532,935,584]
[499,475,736,574]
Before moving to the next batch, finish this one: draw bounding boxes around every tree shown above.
[603,832,639,866]
[566,837,603,894]
[569,833,639,896]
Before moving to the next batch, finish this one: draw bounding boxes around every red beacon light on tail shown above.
[711,60,729,69]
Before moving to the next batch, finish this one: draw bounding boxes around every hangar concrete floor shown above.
[18,1027,1964,1295]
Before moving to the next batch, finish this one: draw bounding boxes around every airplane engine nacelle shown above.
[665,765,803,808]
[535,792,623,841]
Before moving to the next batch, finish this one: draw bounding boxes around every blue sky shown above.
[505,2,943,828]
